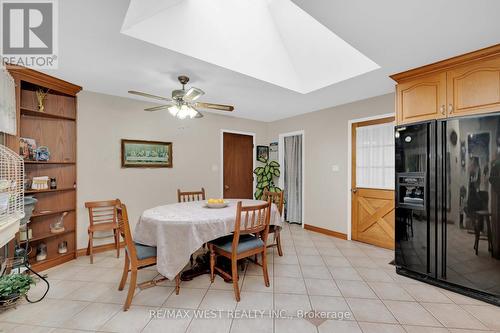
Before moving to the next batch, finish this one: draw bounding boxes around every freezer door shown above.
[395,122,437,277]
[442,114,500,297]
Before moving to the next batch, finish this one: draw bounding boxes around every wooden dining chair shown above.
[178,187,206,266]
[177,188,206,202]
[85,199,121,264]
[262,190,284,256]
[116,201,180,311]
[208,200,271,301]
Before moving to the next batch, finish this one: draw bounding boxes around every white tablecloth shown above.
[134,199,282,280]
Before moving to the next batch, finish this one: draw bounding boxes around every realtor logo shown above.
[1,0,58,68]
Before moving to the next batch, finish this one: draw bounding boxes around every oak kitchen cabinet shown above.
[392,44,500,125]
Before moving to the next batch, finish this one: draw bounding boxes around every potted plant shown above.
[0,274,35,306]
[253,160,283,199]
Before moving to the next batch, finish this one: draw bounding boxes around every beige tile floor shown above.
[1,223,499,333]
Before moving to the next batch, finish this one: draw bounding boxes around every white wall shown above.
[76,91,394,249]
[77,91,267,249]
[266,93,395,234]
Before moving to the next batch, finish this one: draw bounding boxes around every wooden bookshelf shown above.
[25,187,75,194]
[5,65,82,272]
[24,161,76,165]
[20,229,74,244]
[32,208,76,218]
[21,107,76,121]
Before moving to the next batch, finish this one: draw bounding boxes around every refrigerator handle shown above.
[441,122,447,279]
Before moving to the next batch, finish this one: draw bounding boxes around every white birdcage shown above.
[0,144,24,248]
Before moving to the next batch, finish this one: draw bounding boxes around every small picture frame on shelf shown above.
[19,137,37,160]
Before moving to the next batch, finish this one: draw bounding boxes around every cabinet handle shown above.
[448,104,453,114]
[440,105,445,115]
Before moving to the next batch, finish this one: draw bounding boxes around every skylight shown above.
[121,0,380,94]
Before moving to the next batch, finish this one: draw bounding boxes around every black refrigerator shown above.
[395,113,500,306]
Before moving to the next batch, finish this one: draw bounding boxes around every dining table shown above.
[134,199,283,280]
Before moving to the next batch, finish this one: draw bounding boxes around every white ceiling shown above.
[121,0,379,94]
[43,0,500,122]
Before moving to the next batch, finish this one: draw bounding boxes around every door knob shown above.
[351,188,357,193]
[224,185,230,190]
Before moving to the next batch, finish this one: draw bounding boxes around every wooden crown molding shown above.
[390,43,500,83]
[6,64,82,96]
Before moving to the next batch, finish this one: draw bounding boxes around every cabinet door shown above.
[396,72,447,125]
[447,55,500,117]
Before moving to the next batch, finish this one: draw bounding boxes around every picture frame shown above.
[256,145,269,163]
[121,139,172,168]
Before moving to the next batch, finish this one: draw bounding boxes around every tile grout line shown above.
[292,227,320,333]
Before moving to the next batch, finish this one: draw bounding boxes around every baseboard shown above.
[303,224,347,240]
[76,241,125,257]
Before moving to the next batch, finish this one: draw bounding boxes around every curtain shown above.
[0,65,16,135]
[284,135,302,224]
[356,122,395,189]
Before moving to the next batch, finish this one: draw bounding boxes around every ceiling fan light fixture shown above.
[168,105,179,117]
[168,104,198,119]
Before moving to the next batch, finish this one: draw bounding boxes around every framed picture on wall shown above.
[121,139,172,168]
[256,145,269,163]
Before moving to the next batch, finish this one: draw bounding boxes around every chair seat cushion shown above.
[133,242,157,260]
[212,234,264,254]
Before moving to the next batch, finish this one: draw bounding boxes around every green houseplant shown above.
[0,274,35,304]
[253,160,283,200]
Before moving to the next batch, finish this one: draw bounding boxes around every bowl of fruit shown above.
[205,198,229,209]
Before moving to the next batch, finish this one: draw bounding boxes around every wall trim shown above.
[304,224,347,240]
[76,241,125,257]
[347,113,394,241]
[278,130,305,228]
[220,129,256,198]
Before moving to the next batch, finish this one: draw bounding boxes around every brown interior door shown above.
[352,117,395,250]
[223,132,253,199]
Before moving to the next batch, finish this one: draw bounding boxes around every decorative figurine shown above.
[36,88,49,112]
[35,146,50,161]
[36,243,47,261]
[58,241,68,254]
[50,211,67,234]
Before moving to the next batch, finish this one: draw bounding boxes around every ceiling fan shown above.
[128,75,234,119]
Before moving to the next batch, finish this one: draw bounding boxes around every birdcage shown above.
[0,144,24,248]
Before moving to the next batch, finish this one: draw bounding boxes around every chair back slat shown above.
[116,201,139,264]
[85,200,119,227]
[232,200,271,252]
[177,188,206,203]
[262,190,284,216]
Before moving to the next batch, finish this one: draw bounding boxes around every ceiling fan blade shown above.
[128,90,172,102]
[195,102,234,112]
[144,105,172,112]
[183,87,205,102]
